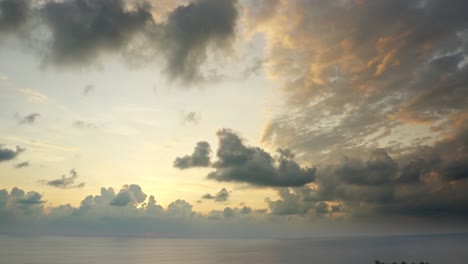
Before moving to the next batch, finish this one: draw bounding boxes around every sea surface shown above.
[1,233,467,264]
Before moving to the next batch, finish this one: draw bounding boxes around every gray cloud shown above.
[1,0,240,84]
[160,0,238,83]
[73,120,97,129]
[110,184,147,206]
[0,0,29,35]
[206,129,316,187]
[41,0,154,67]
[202,188,230,202]
[82,84,94,95]
[258,0,468,164]
[19,113,40,125]
[0,145,25,162]
[174,141,211,169]
[14,161,30,168]
[182,111,201,125]
[43,169,85,189]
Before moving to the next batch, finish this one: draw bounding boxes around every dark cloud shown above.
[206,129,316,187]
[19,113,40,125]
[43,169,85,189]
[41,0,154,67]
[202,188,230,202]
[174,141,211,169]
[0,145,25,162]
[160,0,238,82]
[0,0,29,35]
[14,161,30,168]
[0,0,241,84]
[182,111,201,125]
[110,184,147,206]
[335,149,398,186]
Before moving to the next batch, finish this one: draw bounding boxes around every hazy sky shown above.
[0,0,467,238]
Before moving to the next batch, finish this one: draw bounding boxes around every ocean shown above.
[1,233,467,264]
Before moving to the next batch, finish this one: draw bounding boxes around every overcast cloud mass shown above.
[0,0,467,238]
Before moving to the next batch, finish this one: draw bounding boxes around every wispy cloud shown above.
[41,169,85,189]
[17,88,48,103]
[18,113,40,125]
[14,161,30,168]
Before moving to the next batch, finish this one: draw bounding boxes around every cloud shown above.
[73,120,97,129]
[255,0,468,163]
[181,111,201,125]
[0,145,25,162]
[41,0,154,67]
[18,113,40,125]
[43,169,85,189]
[206,129,316,187]
[110,184,147,206]
[14,161,30,168]
[0,0,29,35]
[160,0,239,82]
[174,141,211,169]
[17,88,48,103]
[0,0,240,84]
[82,84,94,95]
[202,188,230,202]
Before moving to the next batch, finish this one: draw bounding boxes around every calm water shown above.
[1,234,467,264]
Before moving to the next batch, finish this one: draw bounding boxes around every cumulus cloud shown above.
[207,129,316,187]
[174,141,211,169]
[175,129,316,187]
[110,184,147,206]
[43,169,85,189]
[0,145,25,162]
[18,113,40,125]
[202,188,230,202]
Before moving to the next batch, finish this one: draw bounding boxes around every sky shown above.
[0,0,468,238]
